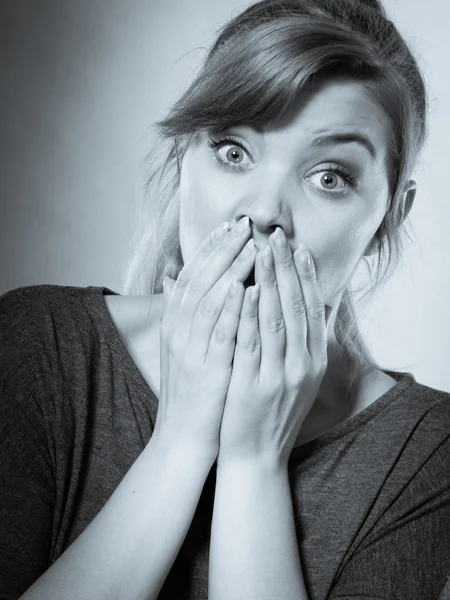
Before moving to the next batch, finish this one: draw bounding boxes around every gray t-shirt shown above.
[1,284,449,600]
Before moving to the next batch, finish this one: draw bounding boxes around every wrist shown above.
[149,429,218,470]
[216,451,289,475]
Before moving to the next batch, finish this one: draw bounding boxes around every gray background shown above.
[1,0,449,390]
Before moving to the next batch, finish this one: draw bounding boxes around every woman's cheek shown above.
[313,247,354,304]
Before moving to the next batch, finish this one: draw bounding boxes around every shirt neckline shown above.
[84,285,160,407]
[288,367,416,459]
[85,285,417,459]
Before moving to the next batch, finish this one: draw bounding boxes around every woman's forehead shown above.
[262,79,389,139]
[193,80,390,148]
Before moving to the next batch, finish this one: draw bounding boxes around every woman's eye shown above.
[304,168,357,194]
[207,137,252,170]
[220,146,249,166]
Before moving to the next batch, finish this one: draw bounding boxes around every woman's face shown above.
[178,79,392,315]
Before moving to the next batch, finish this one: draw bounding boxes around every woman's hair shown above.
[122,0,428,391]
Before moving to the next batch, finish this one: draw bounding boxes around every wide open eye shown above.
[207,136,253,171]
[304,165,358,196]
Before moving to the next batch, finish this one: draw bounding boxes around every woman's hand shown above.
[154,218,257,465]
[217,226,329,468]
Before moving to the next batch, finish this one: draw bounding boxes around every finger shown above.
[168,217,251,327]
[254,245,285,375]
[293,244,327,361]
[268,228,307,369]
[166,220,230,318]
[172,238,257,358]
[189,278,245,365]
[207,279,246,367]
[161,218,245,354]
[179,220,253,315]
[231,283,261,381]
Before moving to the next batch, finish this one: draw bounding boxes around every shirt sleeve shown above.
[328,434,450,600]
[0,287,56,599]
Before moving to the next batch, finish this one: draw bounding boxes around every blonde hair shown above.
[123,0,428,392]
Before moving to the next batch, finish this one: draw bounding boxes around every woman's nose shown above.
[238,180,292,247]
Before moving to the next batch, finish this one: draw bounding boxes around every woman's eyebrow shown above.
[310,133,378,160]
[246,125,377,160]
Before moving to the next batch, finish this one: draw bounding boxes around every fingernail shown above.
[297,243,311,267]
[262,244,273,269]
[234,216,250,236]
[301,249,311,267]
[212,221,229,241]
[273,227,287,251]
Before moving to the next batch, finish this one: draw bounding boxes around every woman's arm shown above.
[18,433,213,600]
[208,458,310,600]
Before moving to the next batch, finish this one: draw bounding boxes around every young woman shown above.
[1,0,449,599]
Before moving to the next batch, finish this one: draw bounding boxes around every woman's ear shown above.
[363,236,380,257]
[364,179,417,257]
[400,179,417,224]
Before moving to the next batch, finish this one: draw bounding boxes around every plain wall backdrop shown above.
[1,0,449,391]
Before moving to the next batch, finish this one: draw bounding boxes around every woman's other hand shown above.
[153,217,257,465]
[217,227,329,468]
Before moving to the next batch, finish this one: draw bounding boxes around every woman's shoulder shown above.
[0,284,107,334]
[0,283,78,337]
[0,284,109,384]
[0,283,106,311]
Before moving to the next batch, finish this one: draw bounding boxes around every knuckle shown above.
[265,313,285,333]
[243,306,258,319]
[286,355,300,376]
[309,303,326,321]
[287,295,306,316]
[279,254,295,269]
[261,275,277,289]
[313,357,328,378]
[213,326,230,344]
[188,277,205,293]
[176,270,190,289]
[222,297,237,314]
[240,335,261,353]
[302,268,316,282]
[198,296,220,318]
[288,366,305,385]
[319,357,328,373]
[263,379,279,397]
